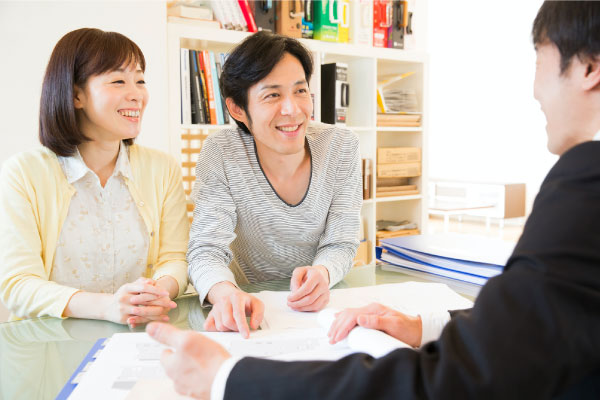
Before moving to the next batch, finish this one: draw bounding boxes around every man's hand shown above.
[147,323,231,399]
[328,302,423,348]
[287,265,330,312]
[205,282,264,339]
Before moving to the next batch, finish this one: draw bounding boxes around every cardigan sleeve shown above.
[0,156,79,319]
[150,153,190,298]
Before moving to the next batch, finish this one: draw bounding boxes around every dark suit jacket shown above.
[224,142,600,399]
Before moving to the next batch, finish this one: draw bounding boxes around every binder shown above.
[313,0,339,42]
[388,0,407,49]
[189,50,204,124]
[275,0,304,38]
[249,0,275,32]
[55,338,107,400]
[301,0,314,38]
[373,0,392,48]
[350,0,373,46]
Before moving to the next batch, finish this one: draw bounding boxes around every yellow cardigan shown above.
[0,145,190,319]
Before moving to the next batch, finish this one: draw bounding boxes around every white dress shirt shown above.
[594,130,600,141]
[50,143,149,294]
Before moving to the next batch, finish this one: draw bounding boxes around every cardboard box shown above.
[377,162,421,178]
[353,240,371,266]
[378,147,421,164]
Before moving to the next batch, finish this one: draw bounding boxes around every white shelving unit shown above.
[167,23,429,264]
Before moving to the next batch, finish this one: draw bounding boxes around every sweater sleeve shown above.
[0,157,79,319]
[151,154,190,298]
[313,131,362,286]
[187,137,239,305]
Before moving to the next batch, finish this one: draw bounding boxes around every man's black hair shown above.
[220,31,313,134]
[533,1,600,73]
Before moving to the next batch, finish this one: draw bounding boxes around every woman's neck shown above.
[77,140,121,187]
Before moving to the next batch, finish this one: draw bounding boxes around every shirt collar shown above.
[59,142,132,184]
[593,130,600,141]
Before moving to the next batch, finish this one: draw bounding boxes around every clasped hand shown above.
[104,277,176,327]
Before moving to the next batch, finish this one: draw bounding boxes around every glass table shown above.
[0,265,471,400]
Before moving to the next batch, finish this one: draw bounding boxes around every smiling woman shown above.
[0,28,189,325]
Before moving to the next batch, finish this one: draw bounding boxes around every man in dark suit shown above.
[148,2,600,398]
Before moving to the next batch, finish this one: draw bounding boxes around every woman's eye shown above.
[298,88,308,94]
[137,80,146,84]
[112,80,125,84]
[266,93,279,99]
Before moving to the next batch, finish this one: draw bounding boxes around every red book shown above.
[238,0,257,33]
[202,51,218,125]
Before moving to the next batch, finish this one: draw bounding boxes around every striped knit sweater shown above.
[188,122,362,304]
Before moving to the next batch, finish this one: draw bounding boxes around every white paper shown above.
[256,282,473,330]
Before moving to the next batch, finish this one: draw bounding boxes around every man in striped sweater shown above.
[187,31,362,338]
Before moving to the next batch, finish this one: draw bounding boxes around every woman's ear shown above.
[73,85,85,109]
[225,97,248,125]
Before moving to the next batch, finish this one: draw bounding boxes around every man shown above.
[149,2,600,398]
[187,32,362,338]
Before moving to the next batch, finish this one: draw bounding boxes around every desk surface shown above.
[0,266,466,400]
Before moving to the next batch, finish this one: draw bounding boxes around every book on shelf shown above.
[167,4,213,20]
[238,0,258,32]
[377,113,421,127]
[361,158,372,200]
[189,50,205,124]
[209,51,225,125]
[180,48,192,125]
[211,0,234,30]
[377,162,421,178]
[214,56,230,124]
[196,50,210,124]
[201,51,218,124]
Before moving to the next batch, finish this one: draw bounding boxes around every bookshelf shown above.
[167,22,429,266]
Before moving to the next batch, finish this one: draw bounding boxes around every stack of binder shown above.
[377,233,515,296]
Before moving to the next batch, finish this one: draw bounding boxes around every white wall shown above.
[0,0,168,167]
[427,0,557,211]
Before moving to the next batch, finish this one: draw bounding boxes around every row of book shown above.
[169,1,416,50]
[377,233,515,296]
[180,49,230,126]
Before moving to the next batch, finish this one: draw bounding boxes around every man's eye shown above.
[137,80,146,84]
[266,93,279,99]
[112,80,125,84]
[298,88,308,94]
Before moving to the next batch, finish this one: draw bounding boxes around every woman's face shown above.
[74,63,149,143]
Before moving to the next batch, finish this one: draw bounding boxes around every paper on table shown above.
[256,282,474,330]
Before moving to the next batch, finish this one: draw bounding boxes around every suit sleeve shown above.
[224,264,599,399]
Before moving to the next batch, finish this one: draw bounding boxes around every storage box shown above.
[353,240,371,266]
[378,147,421,164]
[377,162,421,178]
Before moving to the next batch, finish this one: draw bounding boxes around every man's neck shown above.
[255,141,309,181]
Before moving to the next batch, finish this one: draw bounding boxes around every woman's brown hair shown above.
[39,28,146,156]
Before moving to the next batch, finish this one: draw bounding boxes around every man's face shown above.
[243,52,313,156]
[533,42,580,155]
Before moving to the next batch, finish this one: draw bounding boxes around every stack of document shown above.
[377,233,515,294]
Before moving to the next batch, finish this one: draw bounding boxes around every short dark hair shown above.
[220,31,313,134]
[533,1,600,73]
[39,28,146,156]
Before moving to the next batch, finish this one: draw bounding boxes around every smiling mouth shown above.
[118,110,140,118]
[276,124,300,132]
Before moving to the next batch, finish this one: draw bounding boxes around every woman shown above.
[0,28,189,326]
